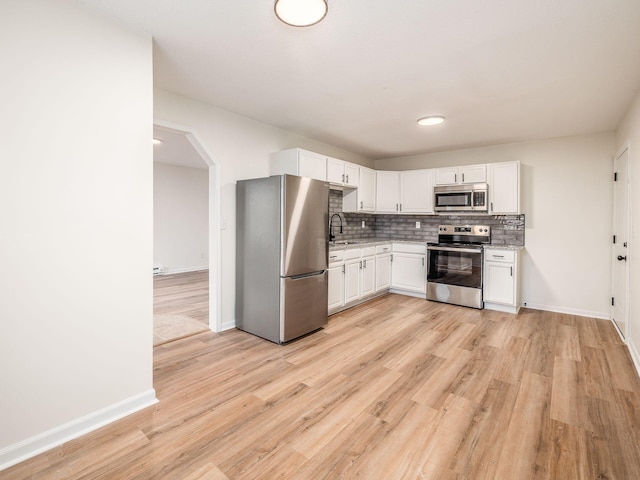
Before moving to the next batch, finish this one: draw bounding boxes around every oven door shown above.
[427,246,483,288]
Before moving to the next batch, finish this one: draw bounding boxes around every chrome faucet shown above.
[329,213,343,242]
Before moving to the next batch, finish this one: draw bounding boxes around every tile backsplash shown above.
[329,189,525,246]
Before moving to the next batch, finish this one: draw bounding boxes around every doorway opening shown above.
[152,121,220,344]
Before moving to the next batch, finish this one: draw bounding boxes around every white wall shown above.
[616,88,640,368]
[0,0,154,469]
[154,163,209,273]
[154,89,372,329]
[376,133,615,318]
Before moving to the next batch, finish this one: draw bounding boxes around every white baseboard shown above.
[627,338,640,378]
[484,302,520,314]
[522,302,609,320]
[220,319,236,331]
[389,288,427,299]
[0,389,158,472]
[162,266,208,275]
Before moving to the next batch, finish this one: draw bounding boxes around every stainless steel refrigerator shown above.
[236,174,329,344]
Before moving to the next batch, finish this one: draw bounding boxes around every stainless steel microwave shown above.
[434,183,488,213]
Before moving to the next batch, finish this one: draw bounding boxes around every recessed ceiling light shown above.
[153,138,163,145]
[274,0,328,27]
[417,115,446,126]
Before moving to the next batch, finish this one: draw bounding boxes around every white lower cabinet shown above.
[327,264,345,311]
[361,255,376,297]
[327,243,394,314]
[483,247,522,313]
[344,258,361,304]
[375,245,392,292]
[390,243,426,297]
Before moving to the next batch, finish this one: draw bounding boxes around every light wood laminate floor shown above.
[154,270,209,323]
[5,294,640,479]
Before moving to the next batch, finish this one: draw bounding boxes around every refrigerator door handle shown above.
[288,270,325,280]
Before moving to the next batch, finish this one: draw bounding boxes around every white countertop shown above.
[483,244,525,250]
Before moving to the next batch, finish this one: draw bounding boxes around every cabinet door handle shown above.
[342,174,345,183]
[400,204,402,212]
[462,173,465,182]
[510,266,513,277]
[342,265,345,274]
[364,259,367,268]
[491,202,494,212]
[493,255,505,258]
[455,173,457,183]
[359,261,362,269]
[360,201,363,209]
[422,258,425,267]
[396,204,399,211]
[346,174,349,183]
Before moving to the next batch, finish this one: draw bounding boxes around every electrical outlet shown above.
[362,220,365,228]
[416,221,421,228]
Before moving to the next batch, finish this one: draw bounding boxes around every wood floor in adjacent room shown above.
[153,270,210,345]
[5,294,640,479]
[154,270,209,323]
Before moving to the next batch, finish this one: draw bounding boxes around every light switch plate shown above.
[416,221,421,228]
[362,221,365,228]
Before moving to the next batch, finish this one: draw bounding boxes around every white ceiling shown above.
[81,0,640,160]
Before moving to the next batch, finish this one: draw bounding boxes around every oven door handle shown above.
[427,246,483,254]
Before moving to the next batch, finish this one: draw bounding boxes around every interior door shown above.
[612,147,629,338]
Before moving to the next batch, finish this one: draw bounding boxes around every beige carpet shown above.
[153,314,209,346]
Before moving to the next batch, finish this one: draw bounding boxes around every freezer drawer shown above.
[281,271,328,343]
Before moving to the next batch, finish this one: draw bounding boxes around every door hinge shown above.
[612,297,615,306]
[614,172,618,181]
[613,235,616,244]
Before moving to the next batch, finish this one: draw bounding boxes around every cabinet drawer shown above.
[392,243,426,254]
[329,250,345,264]
[376,244,391,254]
[485,250,515,263]
[344,248,361,260]
[361,246,376,257]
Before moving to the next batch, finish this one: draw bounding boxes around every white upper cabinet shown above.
[343,166,376,213]
[270,148,327,182]
[376,170,434,214]
[376,171,401,213]
[272,148,519,217]
[327,157,359,188]
[435,164,486,185]
[461,164,487,183]
[434,167,458,185]
[359,167,376,211]
[400,170,434,213]
[488,161,520,214]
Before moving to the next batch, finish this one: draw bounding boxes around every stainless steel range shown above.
[426,225,490,309]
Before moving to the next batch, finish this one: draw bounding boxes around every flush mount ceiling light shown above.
[417,115,446,126]
[274,0,328,27]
